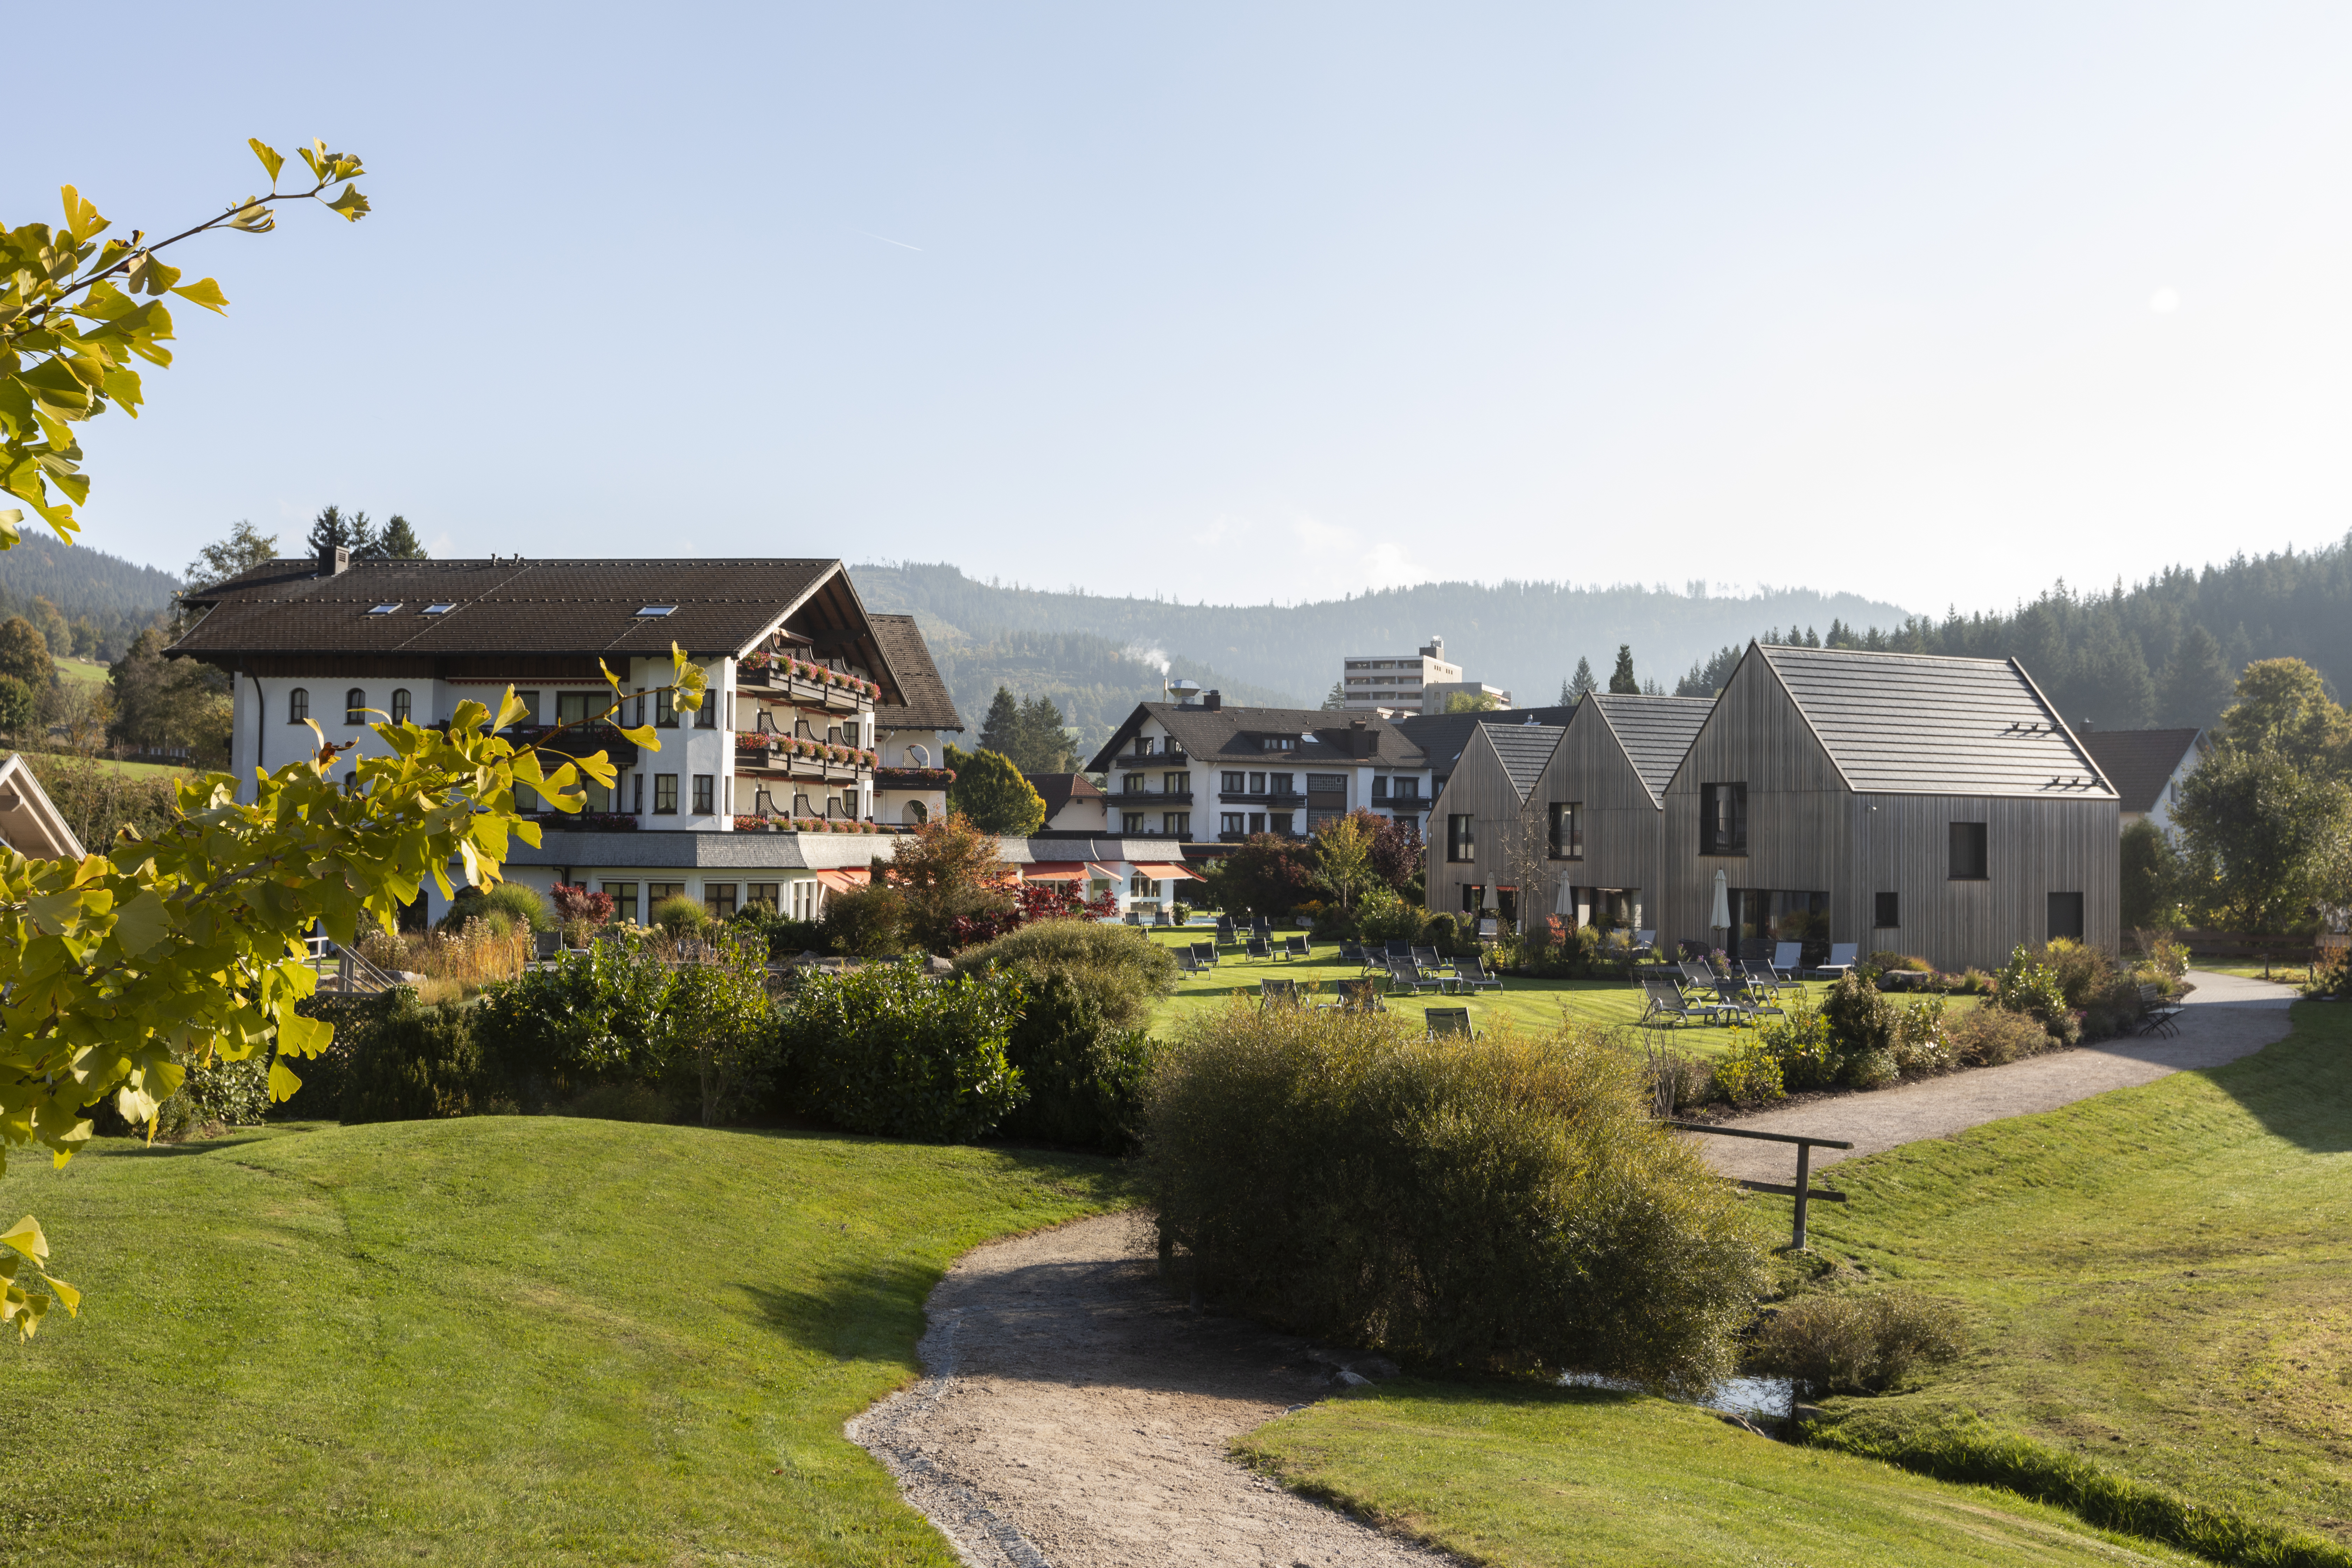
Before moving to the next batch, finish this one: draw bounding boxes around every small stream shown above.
[1559,1371,1795,1423]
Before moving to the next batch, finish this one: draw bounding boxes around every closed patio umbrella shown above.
[1554,879,1574,917]
[1710,869,1730,944]
[1483,881,1499,911]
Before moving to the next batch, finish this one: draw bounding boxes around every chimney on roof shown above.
[318,544,350,578]
[1203,690,1222,712]
[2080,717,2093,732]
[1350,716,1374,758]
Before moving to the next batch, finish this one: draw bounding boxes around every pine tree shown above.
[978,686,1022,757]
[2158,625,2236,731]
[183,520,280,588]
[304,504,374,559]
[1016,694,1075,772]
[1323,679,1346,711]
[1568,657,1598,701]
[374,513,428,559]
[1608,644,1638,695]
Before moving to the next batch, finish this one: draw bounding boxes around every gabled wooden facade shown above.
[1657,643,2119,972]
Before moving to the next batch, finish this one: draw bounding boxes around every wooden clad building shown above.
[1658,643,2119,972]
[1428,695,1712,933]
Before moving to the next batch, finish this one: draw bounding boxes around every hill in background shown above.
[0,538,179,656]
[854,561,1915,715]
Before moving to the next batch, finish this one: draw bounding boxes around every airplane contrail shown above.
[855,229,924,251]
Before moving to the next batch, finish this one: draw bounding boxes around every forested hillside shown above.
[853,561,1908,710]
[0,539,177,657]
[920,626,1296,758]
[1673,531,2352,733]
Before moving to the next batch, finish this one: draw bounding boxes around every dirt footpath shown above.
[848,1213,1451,1568]
[1696,968,2299,1186]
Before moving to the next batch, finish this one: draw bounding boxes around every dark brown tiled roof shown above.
[171,557,845,662]
[1024,772,1105,819]
[2078,728,2202,813]
[1085,704,1427,771]
[870,614,963,732]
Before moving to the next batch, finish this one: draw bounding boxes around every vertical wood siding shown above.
[1427,726,1545,916]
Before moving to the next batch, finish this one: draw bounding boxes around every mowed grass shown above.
[1238,1379,2199,1566]
[0,1118,1127,1567]
[21,750,197,781]
[1784,998,2352,1550]
[1136,927,1970,1057]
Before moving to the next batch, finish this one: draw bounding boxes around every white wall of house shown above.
[2138,747,2203,838]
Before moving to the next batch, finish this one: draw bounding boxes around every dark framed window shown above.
[653,774,679,815]
[630,772,643,814]
[1949,821,1989,880]
[1268,811,1294,835]
[704,882,738,919]
[1222,772,1244,792]
[1125,774,1147,794]
[1548,801,1584,859]
[287,687,309,724]
[511,690,540,724]
[1247,812,1265,833]
[344,688,367,725]
[1166,772,1191,793]
[1269,772,1294,795]
[692,775,714,814]
[1875,891,1900,929]
[1460,882,1483,913]
[601,881,638,925]
[1248,772,1266,793]
[1393,777,1419,800]
[648,881,684,906]
[1447,813,1476,862]
[1372,775,1389,799]
[1221,812,1244,834]
[746,883,779,910]
[557,691,603,723]
[389,688,412,725]
[695,687,717,728]
[655,688,677,728]
[1700,783,1748,855]
[2047,891,2085,942]
[1133,736,1155,757]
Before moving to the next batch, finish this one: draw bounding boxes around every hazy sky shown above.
[13,4,2352,616]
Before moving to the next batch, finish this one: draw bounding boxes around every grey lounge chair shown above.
[1329,978,1387,1014]
[1246,936,1273,961]
[1452,955,1502,994]
[1174,950,1210,979]
[1387,958,1445,995]
[1411,944,1441,969]
[1771,941,1803,980]
[1809,943,1859,980]
[1425,1008,1475,1040]
[1639,976,1719,1028]
[1191,941,1219,968]
[1715,974,1781,1023]
[1741,959,1786,997]
[1259,978,1301,1007]
[1282,934,1311,961]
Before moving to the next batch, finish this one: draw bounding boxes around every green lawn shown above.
[54,656,107,688]
[0,1118,1126,1566]
[1137,927,1955,1056]
[20,750,198,782]
[1782,998,2352,1553]
[1238,1378,2198,1566]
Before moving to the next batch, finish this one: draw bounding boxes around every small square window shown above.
[636,604,677,617]
[368,603,402,615]
[1875,891,1900,929]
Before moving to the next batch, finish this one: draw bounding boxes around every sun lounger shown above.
[1771,941,1803,980]
[1425,1008,1476,1041]
[1282,935,1311,961]
[1808,943,1859,980]
[1638,976,1721,1028]
[1452,955,1502,994]
[1259,978,1300,1008]
[1386,958,1446,995]
[1246,936,1273,961]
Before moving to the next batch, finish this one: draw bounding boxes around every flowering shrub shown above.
[1995,944,2079,1045]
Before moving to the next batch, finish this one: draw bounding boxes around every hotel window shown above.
[648,882,684,907]
[746,883,780,911]
[511,690,541,724]
[704,882,738,919]
[1700,783,1748,855]
[582,779,611,812]
[1949,822,1989,881]
[1268,811,1294,835]
[1133,736,1155,757]
[344,688,368,725]
[654,774,678,815]
[601,882,639,925]
[1548,802,1584,859]
[557,691,599,723]
[1129,873,1161,898]
[1260,735,1295,752]
[389,688,412,725]
[1247,812,1266,833]
[1164,813,1190,837]
[1222,771,1244,792]
[1875,891,1900,929]
[1220,812,1244,834]
[1164,772,1188,794]
[1269,772,1294,795]
[695,685,717,728]
[1447,813,1476,862]
[1125,774,1147,794]
[1248,772,1266,794]
[1393,777,1419,801]
[1372,775,1389,799]
[655,688,677,728]
[789,880,820,920]
[693,775,714,814]
[631,772,644,814]
[287,687,309,724]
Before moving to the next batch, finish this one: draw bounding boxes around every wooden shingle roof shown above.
[869,614,963,732]
[1757,643,2116,798]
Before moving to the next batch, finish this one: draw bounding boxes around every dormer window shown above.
[368,603,401,615]
[422,602,458,615]
[636,604,677,617]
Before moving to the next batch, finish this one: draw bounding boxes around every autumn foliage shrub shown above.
[1751,1289,1967,1394]
[1142,1003,1766,1390]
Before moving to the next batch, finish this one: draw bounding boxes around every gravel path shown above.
[1694,968,2299,1186]
[848,1213,1452,1568]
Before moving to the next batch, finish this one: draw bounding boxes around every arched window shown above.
[344,688,368,725]
[389,688,412,726]
[902,799,928,825]
[905,742,930,768]
[287,687,309,724]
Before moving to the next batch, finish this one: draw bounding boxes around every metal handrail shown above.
[1665,1121,1854,1250]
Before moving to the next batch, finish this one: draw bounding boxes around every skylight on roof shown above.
[368,603,402,615]
[422,602,458,615]
[636,604,677,617]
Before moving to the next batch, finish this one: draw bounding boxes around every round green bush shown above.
[783,960,1024,1142]
[1143,1003,1766,1390]
[439,882,552,934]
[951,917,1176,1029]
[651,895,708,939]
[341,994,485,1122]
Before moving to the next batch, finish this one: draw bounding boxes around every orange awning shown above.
[814,868,870,893]
[1021,861,1091,881]
[1128,862,1200,880]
